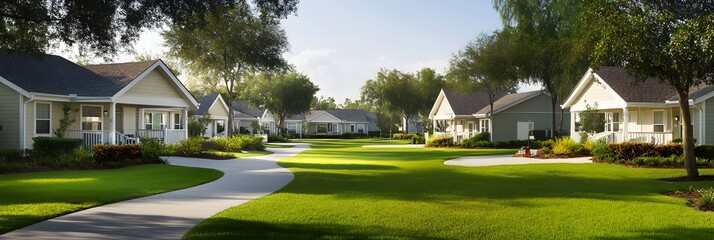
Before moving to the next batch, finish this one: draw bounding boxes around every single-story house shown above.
[429,89,569,143]
[0,50,197,149]
[232,100,265,134]
[562,66,714,144]
[195,93,229,137]
[400,115,424,134]
[260,109,379,137]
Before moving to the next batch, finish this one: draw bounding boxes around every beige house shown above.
[0,51,197,149]
[562,67,714,144]
[195,93,230,137]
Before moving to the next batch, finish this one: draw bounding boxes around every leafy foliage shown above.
[311,96,338,110]
[52,104,76,138]
[426,136,454,148]
[578,103,605,134]
[32,137,83,156]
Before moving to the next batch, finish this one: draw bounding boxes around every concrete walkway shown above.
[445,154,592,167]
[0,144,310,240]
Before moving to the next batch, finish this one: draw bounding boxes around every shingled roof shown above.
[232,100,265,118]
[475,91,542,114]
[442,89,508,115]
[594,66,676,102]
[0,50,121,96]
[83,60,156,94]
[323,109,369,122]
[195,93,220,115]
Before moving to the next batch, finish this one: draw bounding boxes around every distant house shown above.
[400,115,424,134]
[562,67,714,144]
[0,50,197,149]
[232,100,264,134]
[429,89,568,143]
[260,109,379,137]
[195,93,229,137]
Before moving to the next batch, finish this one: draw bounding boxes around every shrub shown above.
[653,144,683,157]
[631,155,681,167]
[235,135,266,151]
[579,132,589,144]
[591,139,615,161]
[696,145,714,160]
[427,136,453,147]
[461,140,494,148]
[201,139,223,151]
[672,138,697,144]
[697,188,714,211]
[494,141,510,149]
[472,132,490,142]
[0,148,23,160]
[609,142,656,160]
[342,132,358,139]
[411,135,425,144]
[583,138,596,152]
[177,138,203,157]
[140,138,164,161]
[52,148,95,169]
[161,143,179,156]
[92,144,142,163]
[268,134,289,143]
[32,137,83,156]
[368,131,381,137]
[392,133,418,140]
[552,137,582,155]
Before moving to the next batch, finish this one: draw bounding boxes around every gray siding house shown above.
[429,89,569,143]
[0,50,198,149]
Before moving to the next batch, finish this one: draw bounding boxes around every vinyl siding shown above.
[118,69,191,107]
[24,100,34,148]
[706,98,714,144]
[499,94,554,113]
[435,98,454,115]
[207,99,229,119]
[571,77,623,110]
[491,112,569,142]
[0,83,20,148]
[310,113,340,122]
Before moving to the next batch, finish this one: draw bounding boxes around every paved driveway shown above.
[0,144,309,240]
[445,154,592,167]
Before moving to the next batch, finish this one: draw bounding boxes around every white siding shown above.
[311,113,340,122]
[117,69,191,107]
[208,99,229,119]
[435,99,454,115]
[570,77,624,111]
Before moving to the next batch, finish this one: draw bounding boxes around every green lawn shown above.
[0,164,223,234]
[186,139,714,239]
[205,150,273,158]
[265,144,295,148]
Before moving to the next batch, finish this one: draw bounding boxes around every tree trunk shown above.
[678,90,699,180]
[550,95,557,139]
[404,114,409,133]
[226,95,234,137]
[489,101,494,142]
[559,107,564,136]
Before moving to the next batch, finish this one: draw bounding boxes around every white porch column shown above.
[622,107,628,141]
[109,102,116,144]
[182,108,188,139]
[570,111,576,139]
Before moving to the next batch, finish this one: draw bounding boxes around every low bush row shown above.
[426,136,454,147]
[591,141,714,167]
[163,136,267,157]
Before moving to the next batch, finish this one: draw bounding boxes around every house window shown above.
[480,119,490,133]
[35,102,51,135]
[612,112,620,132]
[317,123,327,134]
[173,113,182,129]
[81,105,103,131]
[330,123,338,134]
[216,120,225,134]
[653,110,664,132]
[350,124,355,133]
[287,123,297,134]
[145,112,165,130]
[468,123,474,132]
[357,124,365,134]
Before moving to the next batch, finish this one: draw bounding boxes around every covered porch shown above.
[570,106,689,144]
[431,116,487,143]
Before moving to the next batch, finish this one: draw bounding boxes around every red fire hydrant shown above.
[524,146,531,158]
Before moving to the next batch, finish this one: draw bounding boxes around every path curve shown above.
[0,143,309,240]
[445,154,591,167]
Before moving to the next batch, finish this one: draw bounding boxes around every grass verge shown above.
[0,164,223,234]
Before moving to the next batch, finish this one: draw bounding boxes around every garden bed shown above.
[665,187,714,211]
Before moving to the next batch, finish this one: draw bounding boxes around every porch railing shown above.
[627,132,673,145]
[137,129,186,144]
[66,130,112,146]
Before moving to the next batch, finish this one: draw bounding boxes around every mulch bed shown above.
[665,190,714,212]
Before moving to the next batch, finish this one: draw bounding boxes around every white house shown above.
[260,109,379,137]
[195,93,229,137]
[562,66,714,144]
[0,50,197,149]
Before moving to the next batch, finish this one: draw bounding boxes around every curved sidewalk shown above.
[445,154,592,167]
[0,144,309,240]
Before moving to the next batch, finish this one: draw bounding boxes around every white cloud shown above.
[288,48,336,68]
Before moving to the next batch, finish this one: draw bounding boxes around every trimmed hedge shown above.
[392,133,419,140]
[461,140,494,148]
[427,136,454,147]
[92,144,142,163]
[268,134,289,143]
[592,142,714,167]
[32,137,83,156]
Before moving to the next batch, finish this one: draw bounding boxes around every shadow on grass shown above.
[186,218,447,240]
[596,226,714,239]
[280,162,399,171]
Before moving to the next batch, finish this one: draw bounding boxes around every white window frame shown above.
[34,102,52,136]
[479,119,490,133]
[287,122,297,134]
[173,113,182,129]
[350,124,356,133]
[144,112,166,130]
[357,124,365,134]
[653,110,665,132]
[80,105,104,131]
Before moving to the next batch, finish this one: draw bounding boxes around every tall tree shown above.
[587,1,714,180]
[0,0,298,56]
[164,4,289,137]
[362,69,421,133]
[242,72,319,136]
[414,68,446,133]
[447,30,519,140]
[492,0,591,138]
[311,96,338,110]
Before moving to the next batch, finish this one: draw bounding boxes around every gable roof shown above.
[594,66,676,102]
[475,90,543,115]
[442,88,508,115]
[232,100,265,118]
[83,60,156,95]
[322,109,369,122]
[195,93,229,116]
[0,50,119,97]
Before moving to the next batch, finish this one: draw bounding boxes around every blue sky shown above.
[280,0,505,101]
[59,1,513,101]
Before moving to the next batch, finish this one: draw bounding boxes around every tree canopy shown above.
[163,3,290,136]
[311,96,338,110]
[587,0,714,180]
[242,72,319,135]
[0,0,298,56]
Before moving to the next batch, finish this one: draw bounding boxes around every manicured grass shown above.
[265,144,295,148]
[0,164,223,234]
[186,139,714,239]
[204,150,273,158]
